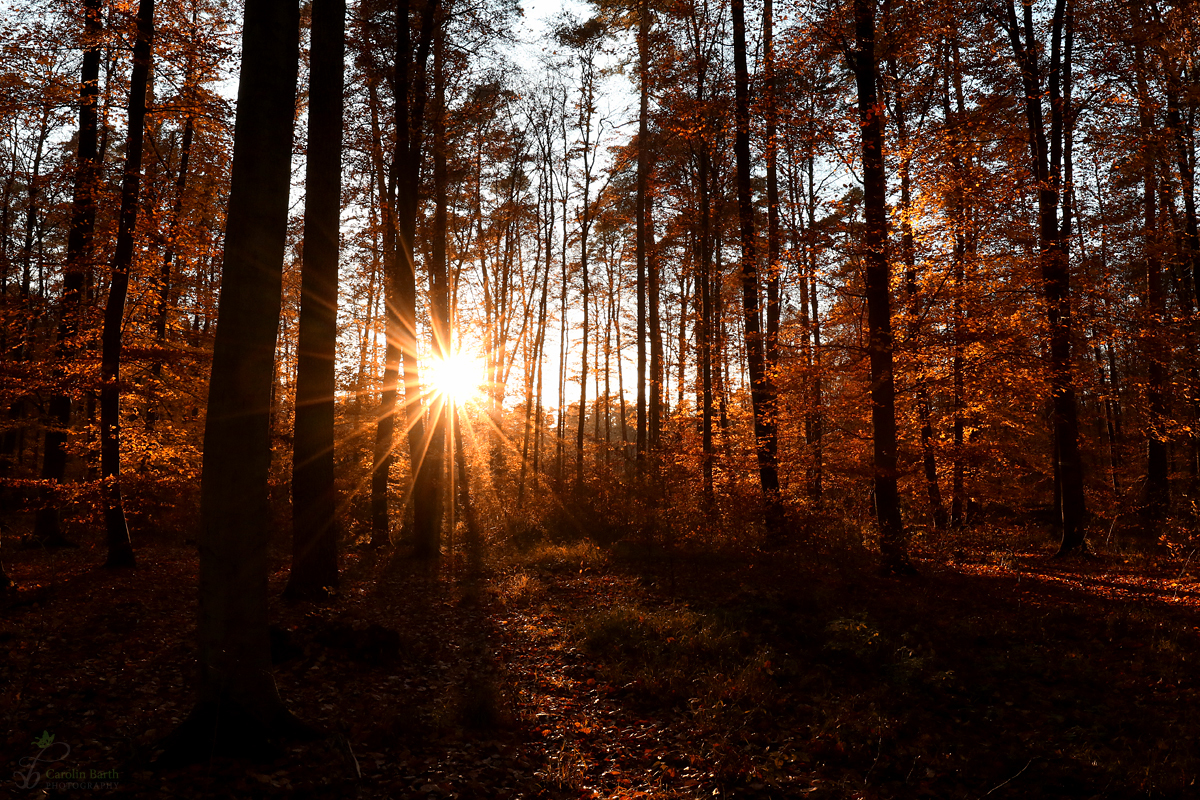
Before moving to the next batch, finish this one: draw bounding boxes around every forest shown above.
[3,0,1200,795]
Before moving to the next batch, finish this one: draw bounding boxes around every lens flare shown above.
[428,350,484,404]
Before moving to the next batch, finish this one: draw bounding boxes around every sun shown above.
[427,349,485,404]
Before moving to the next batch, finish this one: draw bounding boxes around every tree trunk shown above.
[33,0,103,546]
[286,0,344,600]
[165,0,311,760]
[893,51,948,531]
[648,192,663,452]
[1166,63,1200,497]
[732,0,781,520]
[807,156,824,503]
[99,0,155,568]
[368,67,399,547]
[698,148,714,502]
[154,116,194,370]
[1135,43,1169,521]
[399,0,441,560]
[764,0,781,387]
[427,11,450,546]
[635,0,649,463]
[854,0,911,572]
[1004,0,1087,555]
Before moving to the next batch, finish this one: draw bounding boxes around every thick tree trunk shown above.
[286,0,344,600]
[732,0,781,518]
[165,0,311,761]
[99,0,155,568]
[854,0,911,572]
[374,0,440,554]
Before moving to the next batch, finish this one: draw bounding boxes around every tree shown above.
[166,0,310,757]
[97,0,155,568]
[635,0,651,462]
[555,16,607,492]
[287,0,345,600]
[32,0,103,546]
[371,0,440,556]
[1001,0,1089,555]
[732,0,782,520]
[1133,35,1169,522]
[852,0,912,572]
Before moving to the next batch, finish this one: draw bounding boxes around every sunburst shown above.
[427,349,485,405]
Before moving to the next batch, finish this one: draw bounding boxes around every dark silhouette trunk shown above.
[154,115,194,371]
[33,0,103,546]
[732,0,781,519]
[807,154,824,502]
[1004,0,1087,555]
[573,43,599,493]
[764,0,781,389]
[636,0,649,463]
[1094,343,1121,493]
[373,0,440,553]
[854,0,911,572]
[892,51,947,531]
[19,108,48,303]
[698,147,714,502]
[286,0,344,600]
[369,72,400,547]
[1166,64,1200,495]
[1135,43,1169,521]
[99,0,154,569]
[164,0,312,761]
[427,13,449,548]
[648,194,663,452]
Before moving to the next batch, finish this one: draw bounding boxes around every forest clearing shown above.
[4,0,1200,794]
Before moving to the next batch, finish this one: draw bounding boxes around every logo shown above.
[12,731,120,791]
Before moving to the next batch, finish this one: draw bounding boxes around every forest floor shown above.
[3,521,1200,799]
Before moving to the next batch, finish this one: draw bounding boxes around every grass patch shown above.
[573,602,773,720]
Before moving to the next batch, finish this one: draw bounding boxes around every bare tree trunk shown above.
[648,193,663,452]
[1135,42,1169,521]
[893,49,948,531]
[1004,0,1087,555]
[764,0,781,391]
[399,0,441,558]
[807,154,823,503]
[853,0,911,572]
[635,0,649,463]
[698,148,714,502]
[33,0,103,546]
[369,64,400,548]
[287,0,344,599]
[166,0,310,759]
[99,0,155,568]
[426,8,450,549]
[732,0,781,521]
